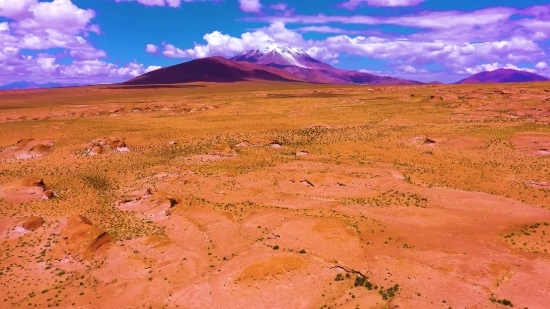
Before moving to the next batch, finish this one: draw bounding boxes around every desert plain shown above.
[0,81,550,309]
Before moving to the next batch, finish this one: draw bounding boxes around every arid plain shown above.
[1,81,550,309]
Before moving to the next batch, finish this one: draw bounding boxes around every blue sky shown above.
[0,0,549,84]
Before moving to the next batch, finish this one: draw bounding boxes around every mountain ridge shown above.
[231,45,422,85]
[456,68,549,84]
[124,56,304,85]
[0,81,81,90]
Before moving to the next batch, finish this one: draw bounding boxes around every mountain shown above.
[231,45,422,85]
[231,45,333,70]
[456,68,549,84]
[0,81,81,90]
[124,56,303,85]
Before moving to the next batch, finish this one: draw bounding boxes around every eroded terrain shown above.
[1,82,550,309]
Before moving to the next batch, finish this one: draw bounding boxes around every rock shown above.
[89,145,102,155]
[269,141,283,149]
[16,138,34,147]
[424,138,436,145]
[52,215,114,261]
[21,216,44,231]
[42,190,55,199]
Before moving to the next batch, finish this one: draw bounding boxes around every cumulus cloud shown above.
[0,48,158,84]
[157,22,304,59]
[153,22,546,75]
[340,0,424,9]
[0,0,157,84]
[535,61,548,70]
[145,44,159,53]
[114,0,181,8]
[239,0,262,13]
[396,65,427,73]
[145,65,162,73]
[0,0,37,20]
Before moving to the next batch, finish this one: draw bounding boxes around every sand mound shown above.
[117,191,182,220]
[16,138,34,147]
[29,144,51,154]
[52,215,113,261]
[237,256,307,282]
[0,138,55,160]
[88,137,129,154]
[0,177,47,202]
[212,143,237,157]
[236,138,273,148]
[21,216,44,231]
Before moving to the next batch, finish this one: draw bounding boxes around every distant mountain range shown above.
[6,48,549,89]
[0,81,81,90]
[455,68,549,84]
[126,45,422,86]
[127,45,550,86]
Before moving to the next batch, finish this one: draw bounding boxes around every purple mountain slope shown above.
[456,68,549,84]
[231,45,423,85]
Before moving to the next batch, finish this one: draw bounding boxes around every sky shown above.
[0,0,550,84]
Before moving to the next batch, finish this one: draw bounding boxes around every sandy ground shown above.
[0,81,550,309]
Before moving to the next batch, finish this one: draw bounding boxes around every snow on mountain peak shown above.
[231,44,333,70]
[263,44,306,55]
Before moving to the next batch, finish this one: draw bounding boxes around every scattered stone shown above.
[89,145,103,155]
[270,141,283,149]
[42,190,55,199]
[424,138,437,145]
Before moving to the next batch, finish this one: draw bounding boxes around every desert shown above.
[0,79,550,309]
[2,0,550,308]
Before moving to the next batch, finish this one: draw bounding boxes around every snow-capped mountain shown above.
[231,45,423,85]
[231,45,333,70]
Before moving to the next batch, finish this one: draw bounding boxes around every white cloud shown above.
[239,0,262,13]
[153,22,547,78]
[340,0,424,9]
[145,65,161,73]
[114,0,179,7]
[145,44,159,53]
[0,0,37,19]
[535,61,548,70]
